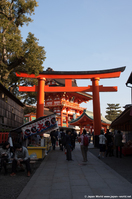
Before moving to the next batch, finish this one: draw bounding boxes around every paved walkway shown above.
[17,143,132,199]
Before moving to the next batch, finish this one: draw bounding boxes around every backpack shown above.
[83,135,89,146]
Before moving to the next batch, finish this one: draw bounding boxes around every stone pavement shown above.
[17,143,132,199]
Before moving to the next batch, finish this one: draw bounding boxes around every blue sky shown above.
[20,0,132,117]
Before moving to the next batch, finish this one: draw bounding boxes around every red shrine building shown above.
[44,68,92,127]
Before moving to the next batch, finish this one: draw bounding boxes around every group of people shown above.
[2,128,121,176]
[50,128,90,162]
[50,129,77,151]
[98,129,123,159]
[50,128,123,162]
[62,128,89,162]
[0,142,31,177]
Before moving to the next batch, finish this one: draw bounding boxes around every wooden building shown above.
[0,83,24,132]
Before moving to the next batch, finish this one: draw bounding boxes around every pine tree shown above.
[0,0,46,104]
[105,103,122,121]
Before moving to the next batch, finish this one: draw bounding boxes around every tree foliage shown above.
[105,103,122,121]
[0,0,46,104]
[24,105,36,114]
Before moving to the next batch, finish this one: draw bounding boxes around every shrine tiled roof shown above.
[69,109,111,125]
[44,66,125,75]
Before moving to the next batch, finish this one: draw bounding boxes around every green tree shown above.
[105,103,122,121]
[24,105,36,114]
[0,0,46,104]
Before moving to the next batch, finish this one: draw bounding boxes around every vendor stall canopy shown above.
[10,114,58,139]
[110,106,132,131]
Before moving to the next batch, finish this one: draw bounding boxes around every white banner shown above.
[22,115,57,138]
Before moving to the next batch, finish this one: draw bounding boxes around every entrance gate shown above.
[16,66,125,140]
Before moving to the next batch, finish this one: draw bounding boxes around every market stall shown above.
[111,106,132,156]
[10,114,58,159]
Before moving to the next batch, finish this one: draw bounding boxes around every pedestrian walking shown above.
[80,129,89,162]
[105,129,113,157]
[60,130,66,151]
[114,130,123,158]
[71,129,77,150]
[98,129,107,159]
[50,130,58,150]
[65,130,73,161]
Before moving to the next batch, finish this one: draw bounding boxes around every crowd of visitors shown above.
[50,127,123,162]
[50,128,91,162]
[50,129,77,160]
[0,127,123,177]
[98,129,123,159]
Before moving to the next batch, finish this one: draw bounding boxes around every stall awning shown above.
[110,106,132,131]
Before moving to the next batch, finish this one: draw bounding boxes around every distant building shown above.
[0,83,24,132]
[24,108,54,124]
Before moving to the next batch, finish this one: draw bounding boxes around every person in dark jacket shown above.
[65,130,73,161]
[70,129,77,150]
[0,142,13,175]
[60,130,66,151]
[50,130,58,150]
[114,130,123,158]
[105,129,113,157]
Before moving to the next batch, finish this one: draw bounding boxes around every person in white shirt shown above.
[98,130,107,158]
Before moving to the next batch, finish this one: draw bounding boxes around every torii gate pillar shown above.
[36,78,45,118]
[92,77,101,146]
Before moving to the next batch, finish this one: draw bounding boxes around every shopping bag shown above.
[78,137,81,143]
[64,149,67,154]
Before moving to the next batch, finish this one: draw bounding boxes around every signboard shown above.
[21,114,57,138]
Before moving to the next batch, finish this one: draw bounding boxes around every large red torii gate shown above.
[16,66,125,138]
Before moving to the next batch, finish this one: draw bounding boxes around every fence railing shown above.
[0,132,9,144]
